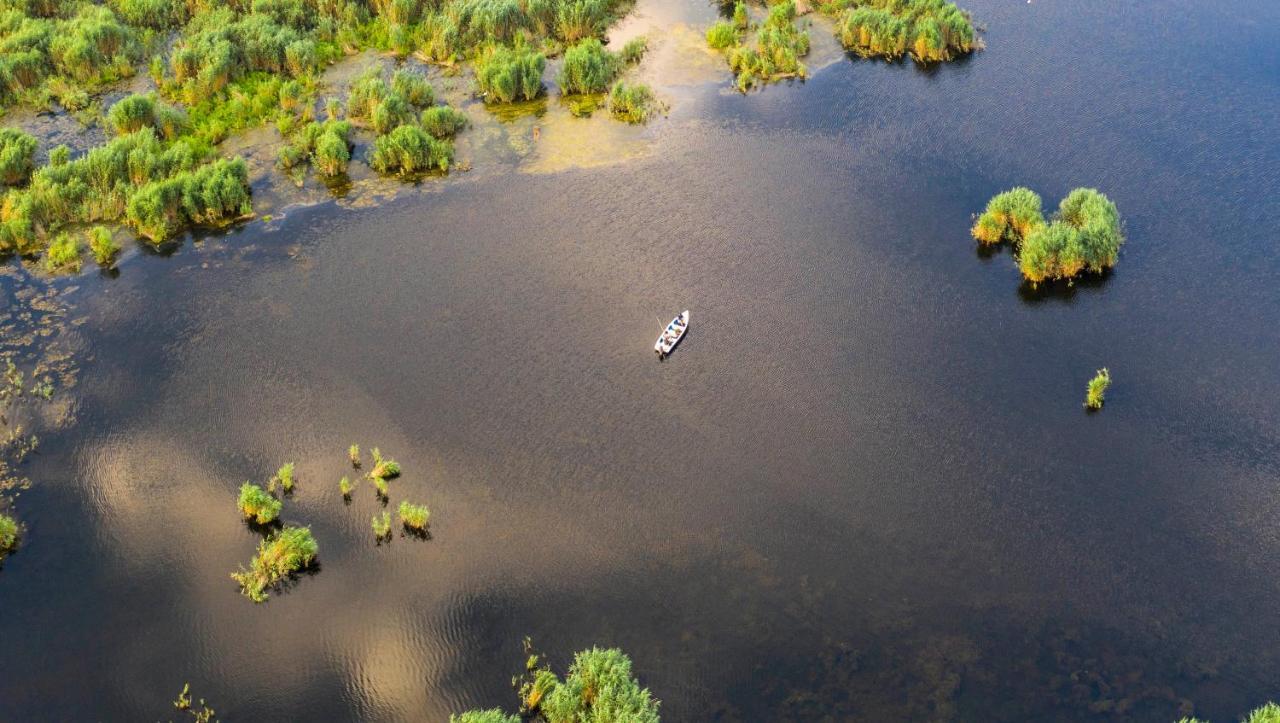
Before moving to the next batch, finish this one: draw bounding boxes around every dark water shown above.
[3,0,1280,720]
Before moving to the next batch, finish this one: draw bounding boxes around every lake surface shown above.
[3,0,1280,720]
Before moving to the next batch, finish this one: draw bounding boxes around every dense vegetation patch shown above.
[475,45,546,103]
[972,186,1124,283]
[0,511,18,556]
[398,500,430,529]
[237,482,282,524]
[230,525,318,602]
[823,0,976,63]
[1181,701,1280,723]
[456,643,661,722]
[1084,368,1110,410]
[0,128,37,185]
[707,1,810,92]
[608,81,656,123]
[0,4,142,110]
[557,38,621,95]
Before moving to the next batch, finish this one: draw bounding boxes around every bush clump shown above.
[237,482,282,524]
[279,120,353,177]
[449,711,519,723]
[420,106,469,138]
[973,186,1123,283]
[369,124,453,175]
[1084,368,1110,410]
[608,81,655,124]
[710,0,809,91]
[372,511,391,539]
[368,447,402,480]
[706,21,738,50]
[835,0,975,62]
[106,93,188,140]
[124,157,253,242]
[620,36,647,64]
[270,462,296,493]
[398,500,430,530]
[0,513,19,555]
[475,46,546,103]
[88,226,121,265]
[0,129,38,186]
[230,525,318,602]
[43,232,80,272]
[557,38,622,95]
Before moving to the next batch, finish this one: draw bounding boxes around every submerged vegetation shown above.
[237,482,282,524]
[459,643,660,722]
[825,0,976,62]
[708,1,810,92]
[230,525,318,603]
[1085,368,1110,410]
[973,187,1124,283]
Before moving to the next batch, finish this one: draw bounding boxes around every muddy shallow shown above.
[2,0,1280,720]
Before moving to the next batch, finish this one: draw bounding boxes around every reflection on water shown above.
[3,0,1280,720]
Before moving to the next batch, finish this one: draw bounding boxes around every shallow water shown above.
[3,0,1280,720]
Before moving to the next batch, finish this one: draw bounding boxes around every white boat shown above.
[654,310,689,358]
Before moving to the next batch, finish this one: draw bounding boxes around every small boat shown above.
[654,310,690,358]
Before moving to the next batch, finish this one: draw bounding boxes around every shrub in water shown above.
[0,513,18,554]
[558,38,622,95]
[339,476,352,497]
[272,462,296,493]
[608,81,655,124]
[398,500,430,530]
[971,187,1044,244]
[348,443,361,467]
[372,511,391,538]
[621,36,648,64]
[124,157,252,242]
[0,129,38,186]
[230,525,318,602]
[540,648,660,723]
[237,481,281,524]
[555,0,609,43]
[312,128,351,176]
[449,711,519,723]
[1017,188,1123,282]
[44,233,80,272]
[475,46,546,103]
[369,125,453,175]
[88,226,120,265]
[107,93,189,140]
[837,0,975,63]
[368,447,402,480]
[733,0,748,30]
[1085,368,1110,410]
[391,69,434,108]
[420,106,469,138]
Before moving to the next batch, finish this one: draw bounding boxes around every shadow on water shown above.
[1017,269,1114,305]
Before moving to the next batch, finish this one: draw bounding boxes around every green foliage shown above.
[372,510,391,538]
[237,481,282,524]
[558,38,621,94]
[706,21,738,49]
[449,710,519,723]
[0,512,18,553]
[368,447,402,480]
[398,500,430,529]
[124,157,253,242]
[111,0,189,29]
[1085,368,1110,410]
[348,443,360,467]
[1246,703,1280,723]
[88,226,120,265]
[621,36,647,64]
[608,81,655,124]
[711,1,808,90]
[43,232,79,272]
[1017,188,1123,283]
[106,93,189,140]
[540,648,660,723]
[0,128,38,186]
[279,119,352,176]
[732,0,748,30]
[971,187,1043,244]
[230,525,318,602]
[555,0,609,43]
[347,69,426,134]
[475,45,545,103]
[420,105,469,138]
[272,462,296,493]
[0,5,141,104]
[836,0,975,62]
[339,475,352,496]
[369,124,453,175]
[392,68,434,107]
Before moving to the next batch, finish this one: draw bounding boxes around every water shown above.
[3,0,1280,719]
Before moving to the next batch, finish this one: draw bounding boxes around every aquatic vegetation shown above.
[1180,701,1280,723]
[237,482,281,524]
[475,45,546,103]
[621,36,648,64]
[339,475,352,497]
[420,106,470,139]
[830,0,976,63]
[372,475,389,497]
[368,448,402,480]
[0,512,19,555]
[372,510,391,539]
[230,525,318,602]
[392,69,435,108]
[279,119,353,177]
[463,644,659,723]
[398,500,430,529]
[709,0,809,91]
[608,81,656,124]
[347,69,426,134]
[1085,368,1110,410]
[271,462,296,493]
[0,5,142,109]
[124,157,253,242]
[556,0,611,43]
[173,682,216,722]
[0,129,38,186]
[43,233,80,272]
[973,187,1123,283]
[558,38,622,95]
[369,124,453,175]
[348,444,361,467]
[450,711,520,723]
[88,226,121,266]
[105,93,188,140]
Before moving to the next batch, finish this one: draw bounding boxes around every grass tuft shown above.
[230,526,317,603]
[372,511,392,539]
[399,500,430,530]
[237,482,281,524]
[1085,368,1111,410]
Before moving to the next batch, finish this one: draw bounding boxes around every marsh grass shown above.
[0,129,38,186]
[608,81,656,124]
[368,448,401,481]
[974,187,1123,283]
[621,36,648,64]
[475,46,546,104]
[173,682,216,722]
[557,38,622,95]
[369,124,453,176]
[709,1,810,91]
[339,476,352,498]
[349,444,361,467]
[230,525,318,603]
[237,481,282,524]
[372,511,391,539]
[43,233,81,272]
[270,462,296,493]
[1085,368,1110,410]
[88,226,121,266]
[450,711,520,723]
[832,0,976,63]
[398,500,430,530]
